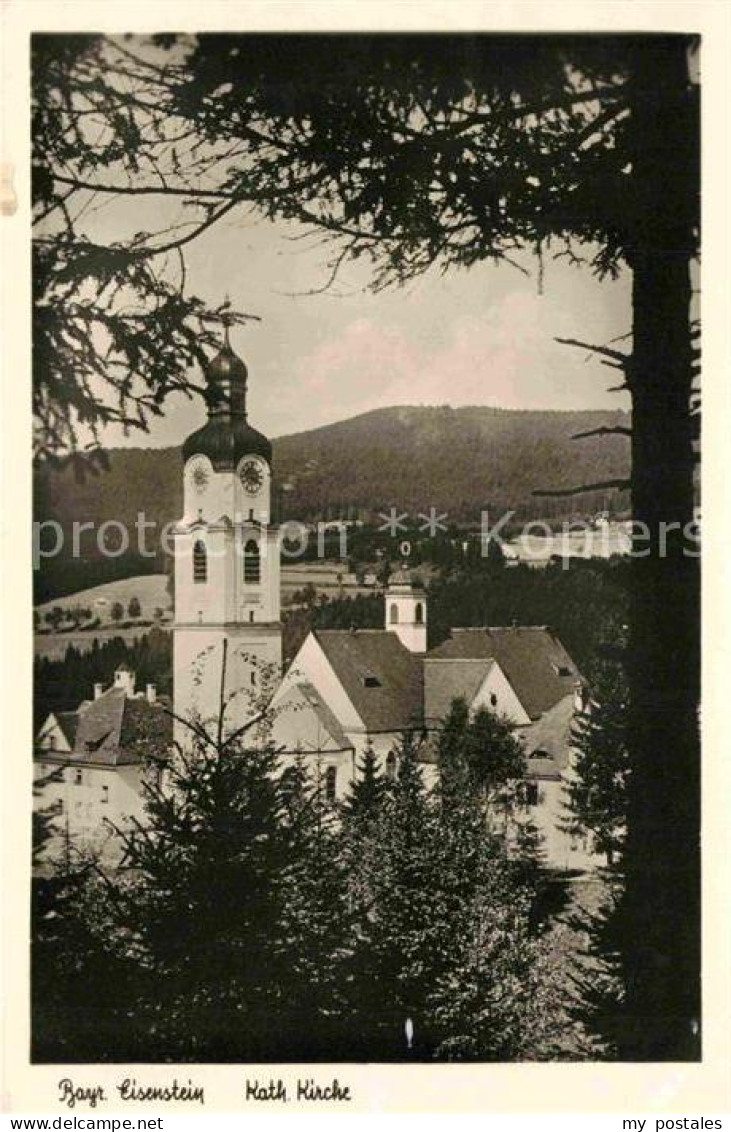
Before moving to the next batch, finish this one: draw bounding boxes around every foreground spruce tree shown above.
[436,698,526,808]
[428,718,559,1058]
[275,758,355,1058]
[339,742,385,928]
[61,730,293,1062]
[343,733,561,1060]
[342,742,385,820]
[558,657,630,1056]
[34,719,567,1062]
[360,735,443,1056]
[564,658,630,869]
[33,724,294,1059]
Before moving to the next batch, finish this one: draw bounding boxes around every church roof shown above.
[182,415,272,470]
[207,339,248,385]
[426,626,579,721]
[523,693,576,780]
[314,629,424,733]
[272,680,354,755]
[423,658,494,724]
[387,566,425,591]
[182,329,272,469]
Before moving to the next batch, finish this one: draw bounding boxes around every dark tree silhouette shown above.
[32,32,700,1058]
[563,658,630,869]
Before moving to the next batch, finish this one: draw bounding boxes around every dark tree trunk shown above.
[622,36,700,1060]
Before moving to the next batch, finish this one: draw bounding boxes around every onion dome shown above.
[182,326,272,470]
[388,565,425,591]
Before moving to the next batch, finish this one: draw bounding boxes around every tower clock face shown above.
[188,458,210,494]
[239,459,264,496]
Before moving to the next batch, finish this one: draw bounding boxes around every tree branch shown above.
[555,336,630,364]
[50,172,232,199]
[571,426,632,440]
[533,478,630,498]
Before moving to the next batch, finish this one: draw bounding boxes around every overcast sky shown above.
[86,174,632,450]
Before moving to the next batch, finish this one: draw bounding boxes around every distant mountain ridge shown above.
[34,404,630,601]
[273,404,630,520]
[36,402,631,525]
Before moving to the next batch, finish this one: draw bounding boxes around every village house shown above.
[34,665,171,866]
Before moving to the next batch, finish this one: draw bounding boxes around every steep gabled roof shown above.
[38,687,172,767]
[271,680,354,755]
[51,711,79,747]
[424,659,493,724]
[314,629,424,732]
[427,626,579,720]
[523,693,576,779]
[73,688,127,757]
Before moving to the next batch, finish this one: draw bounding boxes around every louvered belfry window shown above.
[243,538,260,584]
[193,540,207,584]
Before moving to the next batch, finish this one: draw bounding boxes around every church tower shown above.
[384,567,427,653]
[172,326,281,746]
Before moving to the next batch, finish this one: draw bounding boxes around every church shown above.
[35,330,598,872]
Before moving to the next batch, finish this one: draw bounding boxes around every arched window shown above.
[414,602,424,624]
[385,751,397,780]
[325,765,338,803]
[193,540,207,584]
[519,781,539,807]
[389,603,399,624]
[243,538,260,584]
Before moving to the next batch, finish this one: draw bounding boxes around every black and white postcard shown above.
[2,0,730,1117]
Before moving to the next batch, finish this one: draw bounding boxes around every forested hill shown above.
[34,404,630,600]
[274,404,630,520]
[36,404,631,523]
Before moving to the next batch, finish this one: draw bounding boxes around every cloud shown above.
[287,286,625,430]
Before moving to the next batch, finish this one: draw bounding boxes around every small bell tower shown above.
[172,320,281,746]
[384,567,427,653]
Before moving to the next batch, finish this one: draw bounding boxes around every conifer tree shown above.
[427,738,560,1059]
[339,741,386,929]
[342,741,385,821]
[275,757,355,1058]
[337,743,393,1055]
[362,734,449,1056]
[437,698,526,816]
[563,658,629,869]
[359,731,560,1059]
[427,880,560,1061]
[565,881,626,1060]
[83,730,293,1061]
